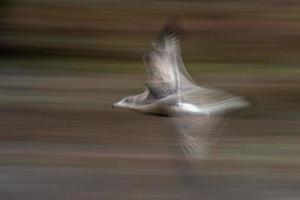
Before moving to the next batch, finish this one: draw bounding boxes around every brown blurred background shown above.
[0,0,300,200]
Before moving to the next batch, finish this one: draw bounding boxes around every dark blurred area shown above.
[0,0,300,200]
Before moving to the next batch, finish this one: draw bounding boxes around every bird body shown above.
[115,86,248,117]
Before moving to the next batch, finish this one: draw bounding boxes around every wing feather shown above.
[143,20,197,99]
[173,115,226,160]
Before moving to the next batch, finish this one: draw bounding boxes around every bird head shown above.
[112,96,135,109]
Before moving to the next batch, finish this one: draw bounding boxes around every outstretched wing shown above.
[143,20,197,99]
[173,114,226,160]
[172,88,249,160]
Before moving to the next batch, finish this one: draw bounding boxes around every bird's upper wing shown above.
[143,21,197,99]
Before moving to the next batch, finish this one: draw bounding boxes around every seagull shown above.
[113,20,249,159]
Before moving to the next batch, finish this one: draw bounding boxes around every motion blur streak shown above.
[0,0,300,200]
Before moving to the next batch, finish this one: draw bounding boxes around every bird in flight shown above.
[113,20,249,160]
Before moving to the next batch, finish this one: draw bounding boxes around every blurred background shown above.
[1,0,300,199]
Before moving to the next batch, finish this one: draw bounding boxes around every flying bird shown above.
[113,20,249,159]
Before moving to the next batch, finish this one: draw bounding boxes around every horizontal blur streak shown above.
[0,74,299,200]
[0,0,300,200]
[1,0,300,62]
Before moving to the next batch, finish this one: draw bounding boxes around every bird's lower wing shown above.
[172,114,226,160]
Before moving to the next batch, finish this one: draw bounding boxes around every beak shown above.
[112,101,121,108]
